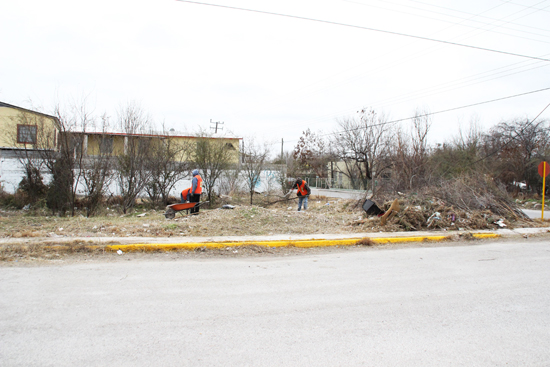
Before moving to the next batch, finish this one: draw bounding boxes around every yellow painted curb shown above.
[471,233,500,239]
[102,233,502,252]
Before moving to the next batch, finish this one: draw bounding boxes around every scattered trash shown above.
[222,205,235,209]
[22,204,30,211]
[143,223,150,228]
[137,213,147,217]
[58,228,64,231]
[381,199,400,226]
[495,219,507,227]
[427,212,441,228]
[362,199,384,216]
[117,250,123,255]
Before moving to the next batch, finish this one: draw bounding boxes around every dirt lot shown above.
[0,195,545,263]
[0,196,539,238]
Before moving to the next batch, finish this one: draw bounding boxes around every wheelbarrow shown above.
[164,201,209,219]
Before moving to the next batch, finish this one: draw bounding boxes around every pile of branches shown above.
[369,174,530,231]
[425,174,527,220]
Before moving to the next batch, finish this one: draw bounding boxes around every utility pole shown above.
[210,119,224,134]
[280,138,284,162]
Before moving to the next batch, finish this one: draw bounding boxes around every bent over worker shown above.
[180,187,192,203]
[190,169,203,214]
[287,177,311,211]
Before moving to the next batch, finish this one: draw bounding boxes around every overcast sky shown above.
[2,0,549,151]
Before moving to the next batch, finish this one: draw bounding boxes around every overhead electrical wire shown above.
[180,0,550,134]
[498,1,550,13]
[259,59,549,137]
[309,86,550,140]
[175,0,550,62]
[229,10,550,135]
[268,86,550,146]
[340,0,550,44]
[407,0,550,32]
[458,100,550,169]
[176,0,550,148]
[373,60,550,109]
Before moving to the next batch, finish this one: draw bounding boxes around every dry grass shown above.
[355,237,374,246]
[0,187,542,262]
[0,240,121,262]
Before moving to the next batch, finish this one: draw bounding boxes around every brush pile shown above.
[363,174,532,231]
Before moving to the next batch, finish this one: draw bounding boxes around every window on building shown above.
[99,137,113,155]
[139,138,152,152]
[17,125,37,144]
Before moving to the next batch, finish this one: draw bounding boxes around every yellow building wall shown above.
[85,133,240,163]
[0,106,58,149]
[86,135,125,156]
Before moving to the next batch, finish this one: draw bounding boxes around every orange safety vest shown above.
[193,175,203,195]
[297,180,309,196]
[181,187,192,199]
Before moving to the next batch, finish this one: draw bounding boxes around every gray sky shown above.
[2,0,550,151]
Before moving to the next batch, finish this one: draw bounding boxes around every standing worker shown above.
[286,177,311,211]
[190,169,203,214]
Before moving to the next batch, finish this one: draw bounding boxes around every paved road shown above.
[523,208,546,219]
[1,240,550,366]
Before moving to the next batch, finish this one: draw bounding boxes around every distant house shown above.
[0,101,241,160]
[0,101,242,193]
[65,130,241,163]
[0,101,60,153]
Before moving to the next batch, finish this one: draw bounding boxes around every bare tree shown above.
[390,109,433,191]
[7,101,91,215]
[44,102,95,216]
[241,138,270,205]
[144,128,192,206]
[482,118,549,191]
[192,129,236,205]
[431,118,485,178]
[115,103,153,213]
[330,109,392,193]
[293,129,330,179]
[81,113,113,217]
[218,165,242,197]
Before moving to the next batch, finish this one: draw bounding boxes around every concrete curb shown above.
[105,232,500,252]
[4,227,548,253]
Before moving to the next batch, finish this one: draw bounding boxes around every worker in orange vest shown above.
[180,187,192,203]
[286,177,311,211]
[190,169,203,214]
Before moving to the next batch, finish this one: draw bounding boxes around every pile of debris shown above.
[357,175,533,232]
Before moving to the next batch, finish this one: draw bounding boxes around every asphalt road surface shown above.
[523,209,545,219]
[1,240,550,366]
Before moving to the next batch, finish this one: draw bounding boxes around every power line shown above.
[341,0,550,44]
[467,100,550,167]
[316,86,550,138]
[407,0,550,31]
[267,67,546,138]
[275,92,550,149]
[175,0,550,62]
